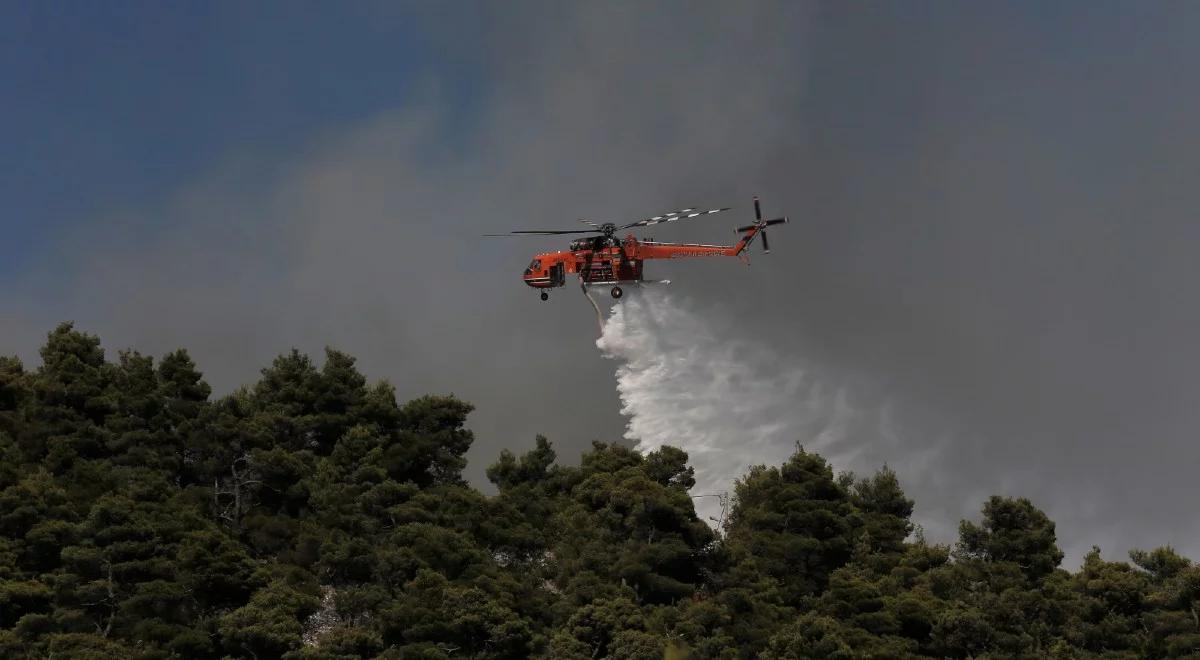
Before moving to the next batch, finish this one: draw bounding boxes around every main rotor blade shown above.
[618,207,695,229]
[621,207,730,230]
[483,229,601,236]
[578,218,603,227]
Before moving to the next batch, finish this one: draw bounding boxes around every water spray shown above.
[596,289,866,524]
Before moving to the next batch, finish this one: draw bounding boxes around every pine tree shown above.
[724,448,860,604]
[849,466,913,561]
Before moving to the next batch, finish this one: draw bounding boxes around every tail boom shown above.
[633,218,787,260]
[629,196,788,261]
[635,241,742,259]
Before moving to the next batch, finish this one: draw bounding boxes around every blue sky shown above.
[2,2,485,275]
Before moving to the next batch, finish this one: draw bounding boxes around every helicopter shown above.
[487,196,787,300]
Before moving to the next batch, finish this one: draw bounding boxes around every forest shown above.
[0,323,1197,659]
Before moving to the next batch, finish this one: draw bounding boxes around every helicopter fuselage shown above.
[522,234,751,289]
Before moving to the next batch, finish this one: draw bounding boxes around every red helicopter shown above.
[488,196,788,301]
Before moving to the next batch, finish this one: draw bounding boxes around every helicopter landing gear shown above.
[540,291,549,301]
[610,286,623,299]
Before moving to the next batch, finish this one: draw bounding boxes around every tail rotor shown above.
[755,197,771,253]
[736,196,788,254]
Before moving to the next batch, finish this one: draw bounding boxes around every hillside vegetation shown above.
[0,324,1197,658]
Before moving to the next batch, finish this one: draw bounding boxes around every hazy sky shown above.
[4,2,1199,566]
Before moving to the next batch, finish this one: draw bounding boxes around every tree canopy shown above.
[0,323,1196,658]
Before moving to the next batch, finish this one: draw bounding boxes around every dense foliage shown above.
[1,324,1197,658]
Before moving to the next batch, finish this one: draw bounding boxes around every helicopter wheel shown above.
[610,286,623,299]
[540,291,549,301]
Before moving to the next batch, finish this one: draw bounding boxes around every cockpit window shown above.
[531,260,542,270]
